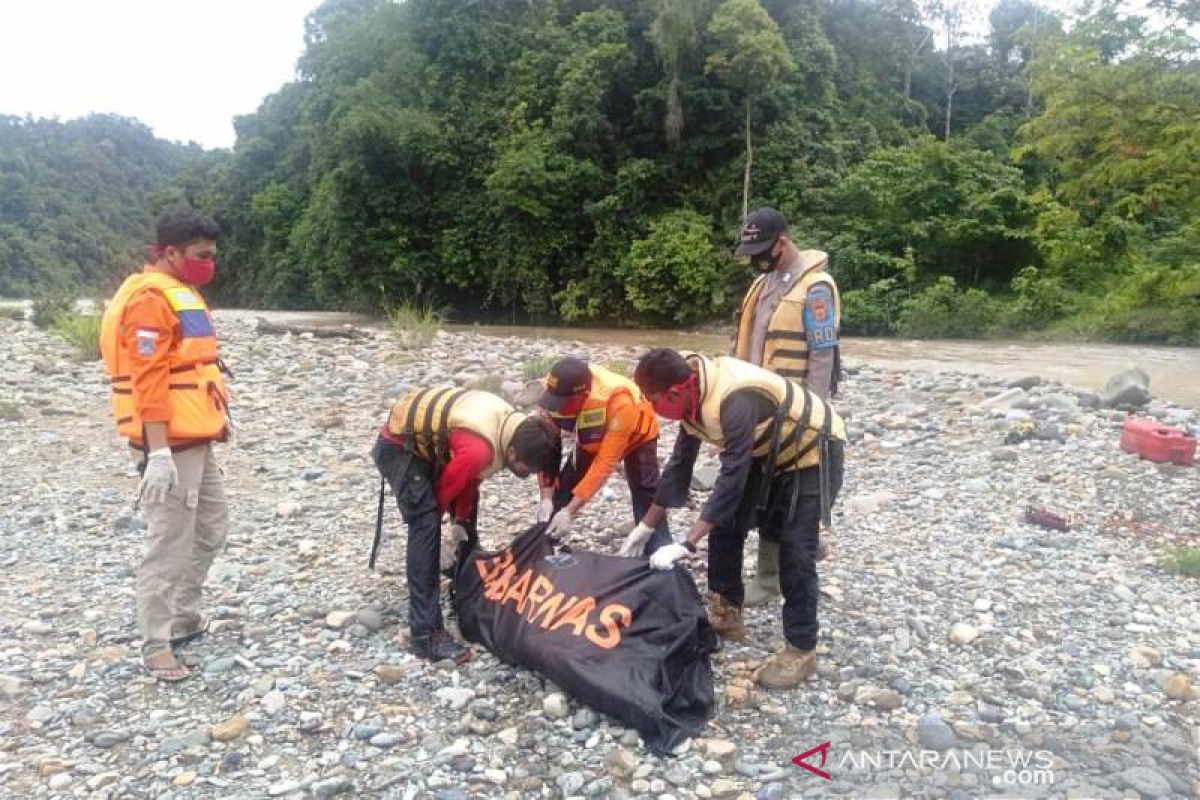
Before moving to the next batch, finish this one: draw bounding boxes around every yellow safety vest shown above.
[386,388,524,478]
[734,250,840,382]
[681,355,845,472]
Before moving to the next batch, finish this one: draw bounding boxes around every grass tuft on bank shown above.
[388,301,444,349]
[52,313,103,361]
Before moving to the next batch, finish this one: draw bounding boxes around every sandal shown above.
[144,653,192,683]
[170,614,210,648]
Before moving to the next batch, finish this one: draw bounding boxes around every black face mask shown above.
[750,245,782,274]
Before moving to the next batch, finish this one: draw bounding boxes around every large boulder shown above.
[1099,367,1151,408]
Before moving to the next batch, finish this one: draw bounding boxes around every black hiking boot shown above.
[410,629,472,665]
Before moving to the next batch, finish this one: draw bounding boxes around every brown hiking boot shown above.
[706,592,746,641]
[411,629,472,665]
[756,644,816,690]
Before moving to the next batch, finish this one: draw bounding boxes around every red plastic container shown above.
[1120,418,1196,466]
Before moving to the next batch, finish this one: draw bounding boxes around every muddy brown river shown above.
[211,310,1200,408]
[5,300,1194,407]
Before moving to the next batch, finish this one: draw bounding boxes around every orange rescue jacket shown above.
[551,365,658,502]
[100,269,229,447]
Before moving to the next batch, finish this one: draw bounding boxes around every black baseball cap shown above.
[734,207,788,257]
[537,357,592,411]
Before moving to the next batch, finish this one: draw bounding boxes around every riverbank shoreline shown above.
[4,298,1199,406]
[1,315,1197,799]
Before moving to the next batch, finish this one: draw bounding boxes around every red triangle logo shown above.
[792,741,832,780]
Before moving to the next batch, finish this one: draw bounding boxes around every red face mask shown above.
[176,258,216,287]
[654,375,697,421]
[548,393,587,430]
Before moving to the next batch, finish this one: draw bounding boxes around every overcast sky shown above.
[0,0,316,150]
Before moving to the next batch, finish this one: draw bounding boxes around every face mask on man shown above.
[176,258,216,286]
[654,374,698,421]
[749,241,782,274]
[547,393,586,431]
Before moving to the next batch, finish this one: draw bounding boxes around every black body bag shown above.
[453,525,717,753]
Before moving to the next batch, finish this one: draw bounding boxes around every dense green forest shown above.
[2,0,1198,342]
[0,115,204,296]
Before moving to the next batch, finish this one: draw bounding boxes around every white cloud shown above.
[0,0,316,149]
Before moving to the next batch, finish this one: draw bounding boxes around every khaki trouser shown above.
[135,443,228,658]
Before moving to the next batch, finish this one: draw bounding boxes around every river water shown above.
[6,300,1195,406]
[214,310,1200,408]
[451,325,1200,407]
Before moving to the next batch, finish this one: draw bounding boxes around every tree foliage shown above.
[3,0,1197,343]
[0,115,202,296]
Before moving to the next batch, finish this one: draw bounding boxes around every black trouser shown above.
[707,441,844,651]
[372,435,478,639]
[552,438,672,555]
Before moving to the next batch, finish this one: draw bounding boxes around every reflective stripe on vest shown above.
[387,388,523,478]
[680,355,846,472]
[100,269,229,445]
[734,250,840,381]
[567,365,659,453]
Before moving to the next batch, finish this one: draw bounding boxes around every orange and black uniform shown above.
[546,366,671,554]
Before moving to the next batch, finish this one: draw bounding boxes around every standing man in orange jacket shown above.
[536,358,672,556]
[100,204,231,683]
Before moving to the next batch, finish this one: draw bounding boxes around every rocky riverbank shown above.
[1,314,1197,800]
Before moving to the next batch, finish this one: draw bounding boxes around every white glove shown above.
[617,522,655,557]
[440,523,468,572]
[139,448,177,505]
[545,509,574,537]
[649,543,690,571]
[536,497,555,524]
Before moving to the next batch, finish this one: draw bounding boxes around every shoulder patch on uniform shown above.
[804,284,838,350]
[135,327,159,357]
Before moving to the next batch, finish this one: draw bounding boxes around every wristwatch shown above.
[682,541,697,554]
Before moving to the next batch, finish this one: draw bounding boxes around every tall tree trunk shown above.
[905,30,932,100]
[665,73,684,148]
[742,97,752,220]
[944,23,956,142]
[944,81,955,141]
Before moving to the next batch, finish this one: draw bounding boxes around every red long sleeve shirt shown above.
[381,426,494,520]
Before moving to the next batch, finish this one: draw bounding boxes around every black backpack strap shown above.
[435,389,467,469]
[428,388,464,480]
[755,381,796,517]
[369,473,386,570]
[403,388,430,434]
[817,397,834,527]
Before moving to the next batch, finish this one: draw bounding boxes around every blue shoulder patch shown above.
[803,284,838,350]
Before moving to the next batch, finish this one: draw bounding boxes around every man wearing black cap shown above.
[536,358,672,556]
[732,207,842,604]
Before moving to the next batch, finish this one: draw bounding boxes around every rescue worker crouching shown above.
[535,357,672,556]
[630,348,846,690]
[732,206,842,604]
[372,387,560,665]
[99,204,232,683]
